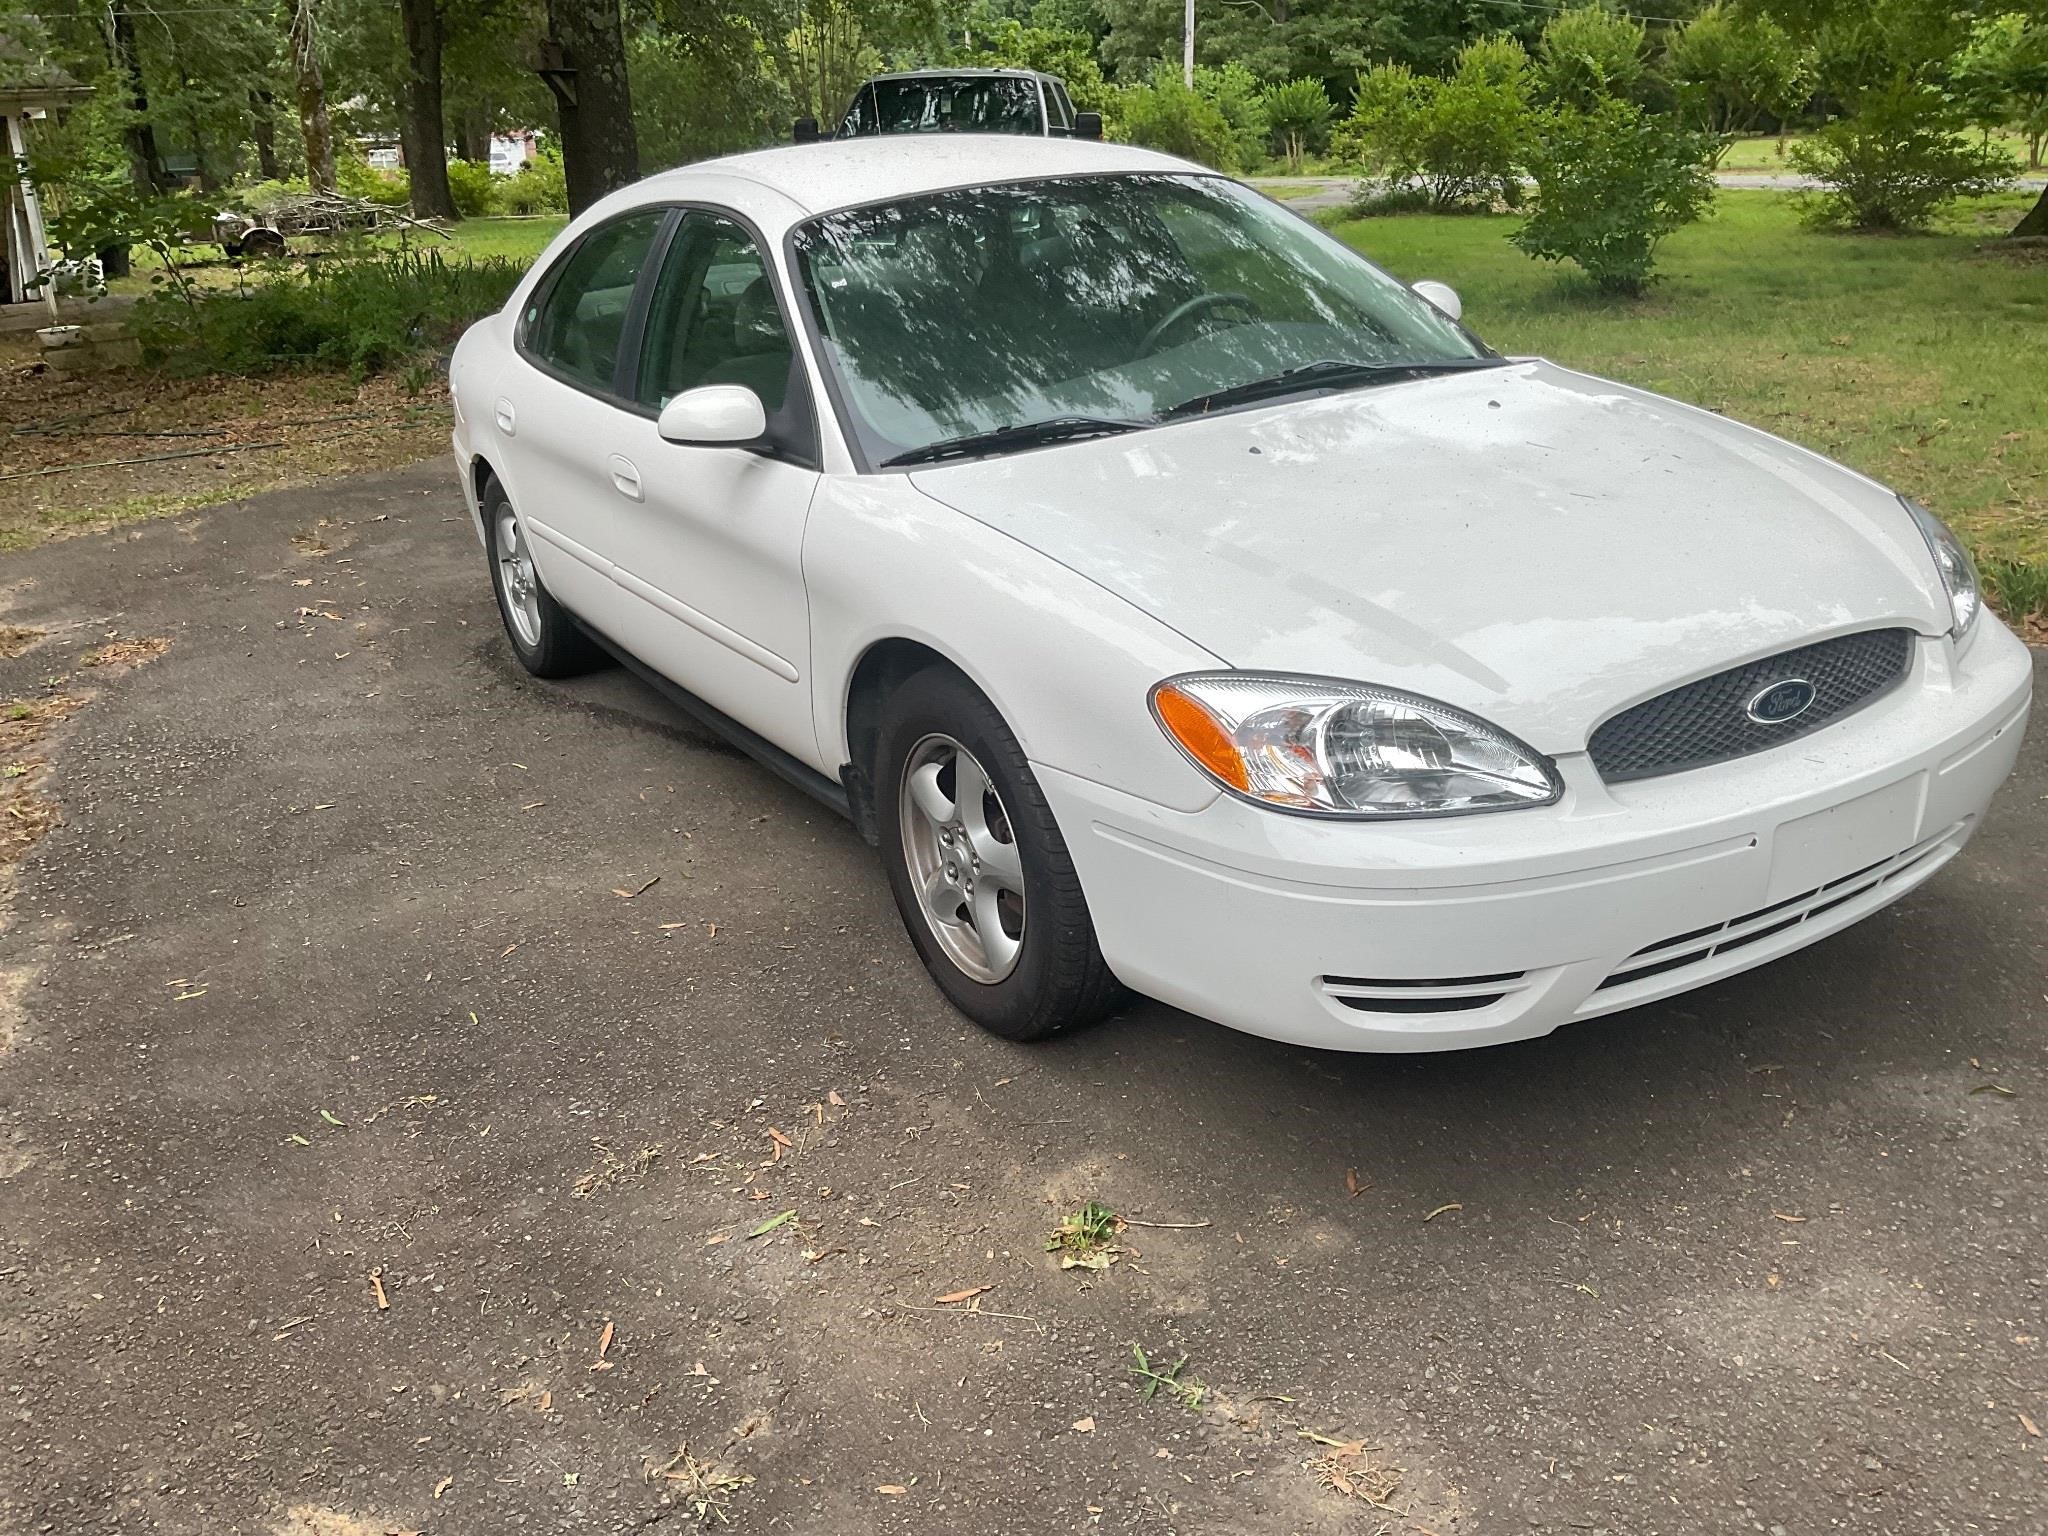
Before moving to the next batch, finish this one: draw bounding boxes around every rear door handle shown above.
[608,454,644,502]
[493,398,516,435]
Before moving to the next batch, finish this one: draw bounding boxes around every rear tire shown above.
[482,477,601,679]
[876,666,1121,1042]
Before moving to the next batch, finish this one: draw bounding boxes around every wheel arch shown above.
[837,636,991,845]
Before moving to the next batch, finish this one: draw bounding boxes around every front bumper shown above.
[1041,623,2034,1051]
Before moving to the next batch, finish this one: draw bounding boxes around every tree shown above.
[1262,76,1331,170]
[399,0,457,219]
[542,0,639,213]
[1334,35,1531,208]
[1787,76,2018,229]
[1955,12,2048,167]
[1665,1,1811,159]
[1534,2,1647,111]
[1512,99,1715,293]
[289,0,337,193]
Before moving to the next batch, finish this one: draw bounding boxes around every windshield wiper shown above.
[881,415,1147,468]
[1161,357,1506,421]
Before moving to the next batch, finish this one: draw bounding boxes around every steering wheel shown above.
[1137,292,1257,358]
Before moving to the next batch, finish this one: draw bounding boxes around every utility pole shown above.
[1183,0,1194,86]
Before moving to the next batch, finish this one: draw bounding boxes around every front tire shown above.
[482,477,600,678]
[876,666,1121,1042]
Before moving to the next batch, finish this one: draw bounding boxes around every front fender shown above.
[804,476,1225,814]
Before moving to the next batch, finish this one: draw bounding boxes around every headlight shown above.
[1149,673,1560,818]
[1902,496,1981,638]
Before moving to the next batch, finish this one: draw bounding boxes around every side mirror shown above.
[658,385,767,446]
[793,116,821,144]
[1411,280,1461,322]
[1072,111,1103,141]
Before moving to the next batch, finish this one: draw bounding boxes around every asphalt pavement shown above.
[1,465,2042,1535]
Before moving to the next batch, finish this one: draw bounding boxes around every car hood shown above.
[907,360,1948,754]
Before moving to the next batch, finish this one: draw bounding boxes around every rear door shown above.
[599,209,825,765]
[501,207,671,619]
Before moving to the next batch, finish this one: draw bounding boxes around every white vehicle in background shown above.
[447,137,2031,1053]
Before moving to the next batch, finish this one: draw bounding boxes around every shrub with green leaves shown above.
[1119,68,1243,170]
[1335,37,1531,210]
[1262,77,1333,172]
[128,249,523,376]
[1534,2,1648,110]
[1787,79,2018,230]
[1666,1,1812,153]
[1512,100,1716,294]
[336,152,411,210]
[497,151,568,216]
[445,158,497,219]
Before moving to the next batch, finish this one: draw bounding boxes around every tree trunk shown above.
[289,0,337,194]
[457,105,491,165]
[251,90,281,180]
[103,9,170,192]
[2012,183,2048,239]
[542,0,640,215]
[400,0,458,218]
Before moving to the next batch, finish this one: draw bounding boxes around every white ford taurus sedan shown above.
[448,136,2032,1052]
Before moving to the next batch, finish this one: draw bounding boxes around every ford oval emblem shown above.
[1746,677,1817,725]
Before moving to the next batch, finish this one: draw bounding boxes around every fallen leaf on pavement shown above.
[598,1320,615,1357]
[828,1090,846,1106]
[1071,1416,1095,1432]
[704,1233,730,1246]
[2021,1412,2041,1438]
[876,1485,907,1496]
[318,1108,346,1127]
[935,1286,990,1304]
[1773,1212,1808,1223]
[612,876,660,899]
[1346,1169,1366,1198]
[1970,1083,2016,1097]
[748,1209,797,1237]
[432,1477,452,1499]
[1423,1203,1462,1222]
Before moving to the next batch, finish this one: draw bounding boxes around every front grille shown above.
[1589,629,1914,784]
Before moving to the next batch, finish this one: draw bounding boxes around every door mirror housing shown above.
[658,385,768,446]
[793,116,821,143]
[1411,280,1462,322]
[1072,110,1103,141]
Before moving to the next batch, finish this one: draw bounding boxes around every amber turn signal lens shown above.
[1153,684,1250,791]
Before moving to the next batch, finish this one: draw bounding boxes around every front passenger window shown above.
[524,209,666,394]
[636,213,794,413]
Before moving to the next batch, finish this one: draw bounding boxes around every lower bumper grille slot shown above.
[1599,823,1961,993]
[1320,971,1526,1015]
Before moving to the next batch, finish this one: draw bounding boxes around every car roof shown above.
[862,68,1056,82]
[640,136,1204,219]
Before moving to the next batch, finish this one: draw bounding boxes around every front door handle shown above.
[608,454,644,502]
[493,398,517,436]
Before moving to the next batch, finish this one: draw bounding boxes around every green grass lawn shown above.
[1333,190,2048,616]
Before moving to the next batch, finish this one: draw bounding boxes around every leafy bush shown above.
[446,158,497,219]
[336,152,411,209]
[1119,68,1243,170]
[1666,1,1812,151]
[1512,100,1716,294]
[497,151,568,215]
[1787,79,2019,230]
[1194,63,1272,172]
[1534,3,1648,110]
[128,249,523,376]
[1263,77,1333,171]
[1334,38,1531,210]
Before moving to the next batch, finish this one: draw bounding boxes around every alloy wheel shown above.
[495,508,542,648]
[898,733,1027,983]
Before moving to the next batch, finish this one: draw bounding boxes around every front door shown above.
[601,209,824,768]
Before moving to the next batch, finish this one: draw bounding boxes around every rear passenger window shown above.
[523,209,666,394]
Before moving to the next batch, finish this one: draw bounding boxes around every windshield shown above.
[841,77,1043,137]
[791,174,1495,467]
